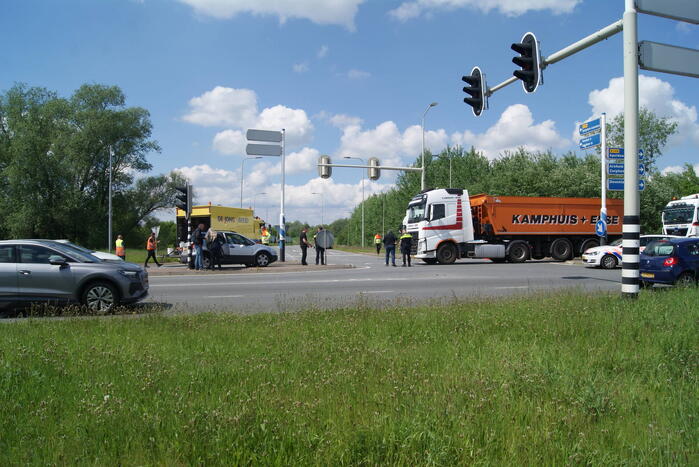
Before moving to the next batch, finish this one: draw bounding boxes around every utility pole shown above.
[421,102,438,191]
[108,145,113,252]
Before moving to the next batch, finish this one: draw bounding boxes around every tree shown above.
[0,83,181,248]
[606,107,678,171]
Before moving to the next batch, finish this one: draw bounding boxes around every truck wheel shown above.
[255,252,271,267]
[436,243,457,264]
[421,258,437,265]
[550,238,573,261]
[600,254,618,269]
[507,242,530,263]
[580,238,599,255]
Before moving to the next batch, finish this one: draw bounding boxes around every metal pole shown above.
[622,0,640,298]
[382,193,385,236]
[280,129,286,262]
[240,158,246,208]
[361,173,365,247]
[600,112,608,246]
[449,155,452,188]
[420,103,437,191]
[108,146,113,252]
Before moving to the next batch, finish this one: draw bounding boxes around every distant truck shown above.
[176,204,266,244]
[662,193,699,237]
[404,189,623,264]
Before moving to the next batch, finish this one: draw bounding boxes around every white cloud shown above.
[177,0,366,30]
[184,86,315,155]
[389,0,581,21]
[182,86,258,127]
[451,104,568,158]
[584,75,699,146]
[346,69,371,80]
[293,62,309,73]
[329,113,363,128]
[661,164,699,176]
[317,45,329,58]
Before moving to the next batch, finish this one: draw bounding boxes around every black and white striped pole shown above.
[622,0,640,298]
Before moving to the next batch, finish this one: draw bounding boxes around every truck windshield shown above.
[407,201,426,223]
[663,206,695,224]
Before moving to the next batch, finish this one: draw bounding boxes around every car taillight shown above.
[693,222,699,226]
[663,257,677,267]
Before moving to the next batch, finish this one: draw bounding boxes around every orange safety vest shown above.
[147,237,156,251]
[115,239,125,256]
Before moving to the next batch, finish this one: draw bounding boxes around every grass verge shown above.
[1,289,697,464]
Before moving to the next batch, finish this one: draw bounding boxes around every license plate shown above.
[641,272,654,278]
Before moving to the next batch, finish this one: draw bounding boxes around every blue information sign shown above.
[607,147,644,159]
[579,118,601,136]
[608,178,645,191]
[595,219,607,237]
[607,163,645,176]
[579,133,601,149]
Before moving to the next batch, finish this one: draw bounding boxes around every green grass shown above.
[1,289,697,465]
[334,244,381,255]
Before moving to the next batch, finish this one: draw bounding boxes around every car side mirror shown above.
[49,255,67,266]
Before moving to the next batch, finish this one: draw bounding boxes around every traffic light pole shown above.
[485,19,624,97]
[622,0,640,298]
[280,129,286,262]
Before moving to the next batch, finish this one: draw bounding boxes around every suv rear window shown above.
[643,241,675,257]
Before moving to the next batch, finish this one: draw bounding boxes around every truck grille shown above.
[410,232,418,255]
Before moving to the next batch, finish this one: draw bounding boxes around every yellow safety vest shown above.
[374,235,382,244]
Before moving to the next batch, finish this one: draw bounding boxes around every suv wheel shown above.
[255,252,271,267]
[202,253,211,270]
[82,281,119,313]
[675,272,696,287]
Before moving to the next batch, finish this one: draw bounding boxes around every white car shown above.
[582,235,679,269]
[54,240,125,262]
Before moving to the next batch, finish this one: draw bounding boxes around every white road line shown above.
[206,295,244,298]
[149,265,370,281]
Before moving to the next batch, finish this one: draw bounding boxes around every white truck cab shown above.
[662,194,699,237]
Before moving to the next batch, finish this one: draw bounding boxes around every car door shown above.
[17,244,75,302]
[0,245,18,303]
[685,241,699,274]
[228,233,256,264]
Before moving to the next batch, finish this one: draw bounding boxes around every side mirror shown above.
[49,255,67,266]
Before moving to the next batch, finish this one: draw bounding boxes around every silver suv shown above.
[0,240,148,313]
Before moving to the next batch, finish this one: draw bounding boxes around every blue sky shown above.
[2,0,698,224]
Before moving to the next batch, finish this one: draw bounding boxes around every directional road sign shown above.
[607,147,644,159]
[608,178,645,191]
[246,143,282,156]
[579,118,601,136]
[607,163,645,176]
[595,219,607,237]
[246,129,282,143]
[639,41,699,79]
[579,133,601,149]
[635,0,699,25]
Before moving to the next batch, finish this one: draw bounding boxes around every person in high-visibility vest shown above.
[115,235,126,261]
[144,232,162,268]
[261,225,270,245]
[399,229,413,267]
[374,233,382,255]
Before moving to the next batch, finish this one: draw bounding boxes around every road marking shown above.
[361,290,393,294]
[149,265,371,281]
[206,295,244,299]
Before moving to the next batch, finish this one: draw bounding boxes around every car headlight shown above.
[585,251,598,256]
[119,270,139,278]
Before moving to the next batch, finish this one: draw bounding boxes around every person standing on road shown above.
[374,233,382,255]
[399,229,412,267]
[115,234,126,261]
[315,226,325,266]
[383,230,397,267]
[209,232,224,270]
[192,223,205,271]
[299,227,311,265]
[206,228,218,270]
[144,232,162,268]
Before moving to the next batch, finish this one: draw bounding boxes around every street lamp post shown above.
[240,156,262,208]
[312,191,324,226]
[108,146,113,252]
[343,156,365,247]
[253,192,267,212]
[421,102,438,191]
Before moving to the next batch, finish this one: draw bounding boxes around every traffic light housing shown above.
[462,66,487,116]
[511,32,541,93]
[318,155,332,179]
[175,184,192,217]
[368,157,380,181]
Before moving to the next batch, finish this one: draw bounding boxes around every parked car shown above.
[181,231,278,268]
[0,240,148,313]
[640,237,699,287]
[582,235,679,269]
[54,239,125,262]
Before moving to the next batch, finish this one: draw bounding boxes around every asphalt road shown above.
[145,245,622,313]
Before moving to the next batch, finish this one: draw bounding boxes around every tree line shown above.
[0,83,186,249]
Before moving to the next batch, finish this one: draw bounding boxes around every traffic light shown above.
[368,157,380,181]
[318,155,332,179]
[175,183,192,217]
[462,66,487,117]
[511,32,541,93]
